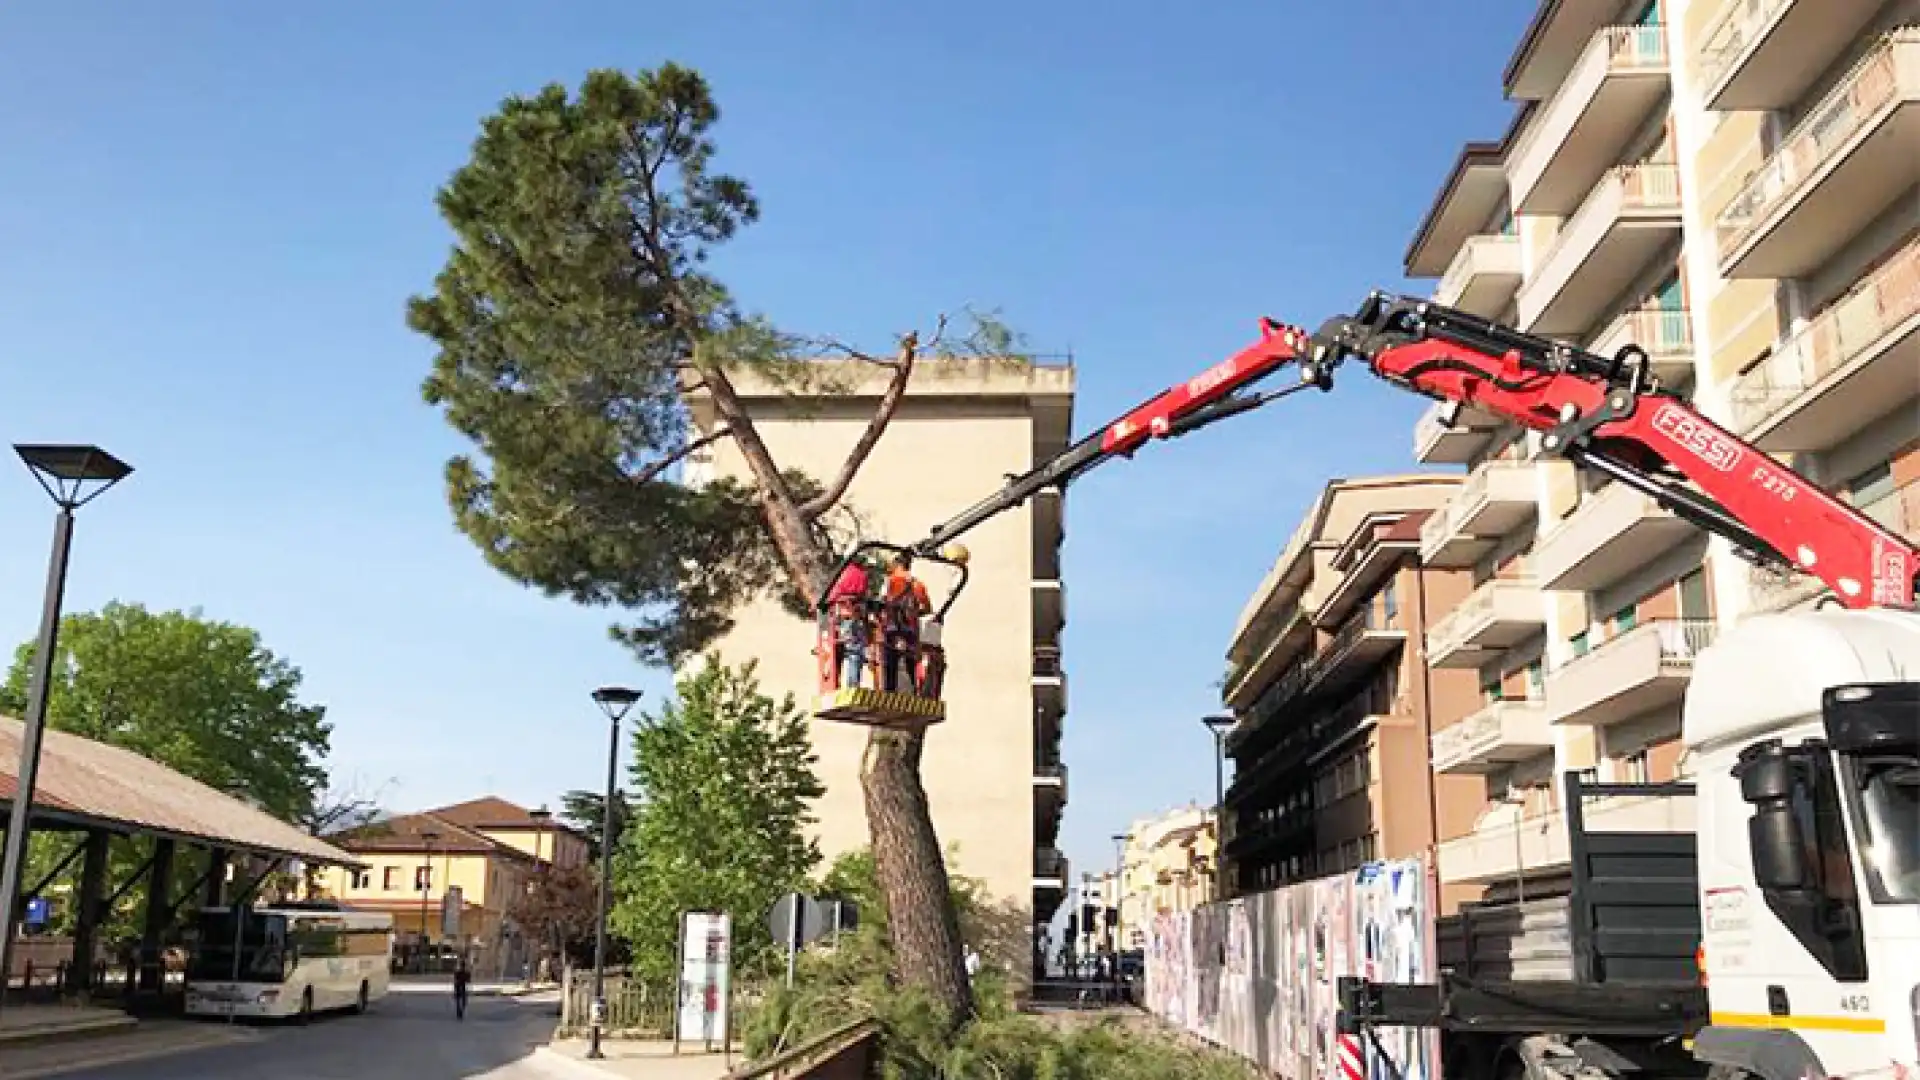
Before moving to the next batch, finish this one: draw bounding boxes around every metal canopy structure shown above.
[0,715,359,869]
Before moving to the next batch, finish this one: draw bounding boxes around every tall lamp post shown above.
[528,804,553,983]
[1202,713,1235,901]
[587,686,640,1061]
[0,444,132,1017]
[417,830,440,972]
[1108,833,1127,959]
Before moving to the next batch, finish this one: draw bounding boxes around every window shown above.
[1380,580,1399,627]
[1846,461,1894,506]
[1635,0,1659,25]
[382,867,398,890]
[1651,272,1682,311]
[1611,605,1638,634]
[349,870,369,890]
[1525,660,1546,699]
[1482,677,1505,704]
[1622,749,1651,784]
[1678,568,1710,621]
[1570,631,1591,658]
[415,866,432,891]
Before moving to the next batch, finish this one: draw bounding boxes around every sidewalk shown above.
[388,977,555,997]
[0,1004,136,1046]
[531,1037,740,1080]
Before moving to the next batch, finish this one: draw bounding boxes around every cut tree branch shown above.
[799,315,948,521]
[631,427,728,486]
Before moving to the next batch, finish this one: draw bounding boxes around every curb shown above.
[0,1014,139,1049]
[525,1045,621,1079]
[0,1027,258,1080]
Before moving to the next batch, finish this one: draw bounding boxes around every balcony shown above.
[1419,460,1537,568]
[1436,792,1696,885]
[1431,699,1554,774]
[1726,235,1920,450]
[1033,846,1068,888]
[1590,307,1696,389]
[1510,25,1673,216]
[1747,480,1919,613]
[1517,164,1684,337]
[1531,480,1697,592]
[1223,607,1314,711]
[1714,32,1920,280]
[1033,579,1065,644]
[1034,761,1068,803]
[1426,577,1547,669]
[1434,234,1524,317]
[1306,605,1406,697]
[1696,0,1889,113]
[1548,618,1717,727]
[1033,647,1067,714]
[1412,399,1505,465]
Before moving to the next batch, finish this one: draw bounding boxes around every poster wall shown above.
[675,910,732,1047]
[1141,857,1438,1080]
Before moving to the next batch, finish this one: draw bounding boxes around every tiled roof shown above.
[426,796,540,829]
[0,715,355,866]
[329,811,533,861]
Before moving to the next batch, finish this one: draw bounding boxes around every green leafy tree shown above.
[507,862,600,970]
[558,788,633,862]
[409,63,1024,1024]
[2,602,332,944]
[608,657,824,985]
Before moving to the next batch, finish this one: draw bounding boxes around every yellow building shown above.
[685,358,1076,953]
[1114,805,1218,950]
[313,797,589,977]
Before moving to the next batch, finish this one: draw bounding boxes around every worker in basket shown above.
[824,556,874,690]
[880,552,932,694]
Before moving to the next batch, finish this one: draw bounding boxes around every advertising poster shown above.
[675,910,732,1047]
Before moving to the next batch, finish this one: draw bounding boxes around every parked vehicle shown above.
[184,901,392,1020]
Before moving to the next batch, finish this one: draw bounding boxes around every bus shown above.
[184,901,392,1020]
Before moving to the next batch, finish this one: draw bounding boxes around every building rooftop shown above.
[0,714,356,868]
[329,810,534,861]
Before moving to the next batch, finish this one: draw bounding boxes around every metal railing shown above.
[1421,459,1528,552]
[1593,307,1694,360]
[1693,0,1788,94]
[1715,30,1919,261]
[1430,698,1548,770]
[1533,163,1681,288]
[1512,25,1670,170]
[1426,575,1540,659]
[1749,479,1919,609]
[1034,848,1067,878]
[1555,616,1718,675]
[1033,647,1063,678]
[1728,235,1920,435]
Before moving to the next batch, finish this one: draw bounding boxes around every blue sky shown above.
[0,2,1529,892]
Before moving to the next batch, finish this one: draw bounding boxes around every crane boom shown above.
[901,292,1916,610]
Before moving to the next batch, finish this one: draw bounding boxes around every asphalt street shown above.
[15,990,568,1080]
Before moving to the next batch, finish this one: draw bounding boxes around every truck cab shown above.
[1683,609,1920,1080]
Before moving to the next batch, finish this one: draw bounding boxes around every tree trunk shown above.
[701,366,975,1028]
[861,728,973,1024]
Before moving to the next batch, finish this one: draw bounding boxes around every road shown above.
[6,990,568,1080]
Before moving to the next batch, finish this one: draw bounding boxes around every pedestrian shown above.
[453,956,471,1020]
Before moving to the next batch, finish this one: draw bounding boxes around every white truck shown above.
[1339,607,1919,1079]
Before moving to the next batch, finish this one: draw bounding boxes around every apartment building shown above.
[1113,804,1219,949]
[1400,0,1917,901]
[1218,476,1487,899]
[684,358,1076,946]
[315,798,579,974]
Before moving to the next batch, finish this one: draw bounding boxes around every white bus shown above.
[184,901,392,1020]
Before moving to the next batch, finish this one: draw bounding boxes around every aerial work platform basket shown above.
[812,541,968,730]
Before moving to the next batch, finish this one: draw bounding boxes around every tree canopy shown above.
[609,656,824,984]
[1,601,332,821]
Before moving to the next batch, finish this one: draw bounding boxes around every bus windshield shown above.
[188,910,289,983]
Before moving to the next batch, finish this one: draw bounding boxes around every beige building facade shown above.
[1396,0,1917,900]
[1112,804,1219,950]
[685,359,1076,941]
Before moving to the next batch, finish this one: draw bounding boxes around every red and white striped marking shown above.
[1338,1033,1364,1080]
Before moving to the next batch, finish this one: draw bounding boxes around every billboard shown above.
[675,910,731,1048]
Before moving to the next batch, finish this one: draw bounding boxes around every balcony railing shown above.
[1033,647,1063,679]
[1728,235,1920,437]
[1034,849,1066,879]
[1430,698,1553,774]
[1542,163,1681,272]
[1426,575,1542,661]
[1556,617,1718,675]
[1714,31,1919,263]
[1591,307,1694,372]
[1749,479,1919,610]
[1509,25,1672,202]
[1694,0,1789,95]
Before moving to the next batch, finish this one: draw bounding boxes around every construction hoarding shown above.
[1142,857,1438,1080]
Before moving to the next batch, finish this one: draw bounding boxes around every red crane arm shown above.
[1320,293,1918,610]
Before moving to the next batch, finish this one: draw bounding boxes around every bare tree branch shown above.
[798,321,941,520]
[632,427,728,486]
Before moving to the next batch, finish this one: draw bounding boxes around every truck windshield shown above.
[186,910,289,982]
[1849,756,1920,905]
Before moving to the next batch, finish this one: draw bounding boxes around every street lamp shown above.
[1109,833,1127,962]
[527,803,554,985]
[418,829,440,972]
[1201,713,1235,901]
[0,444,132,1017]
[586,686,640,1061]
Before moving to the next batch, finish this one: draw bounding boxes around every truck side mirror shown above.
[1734,741,1812,893]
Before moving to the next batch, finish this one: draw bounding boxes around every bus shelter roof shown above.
[0,715,359,869]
